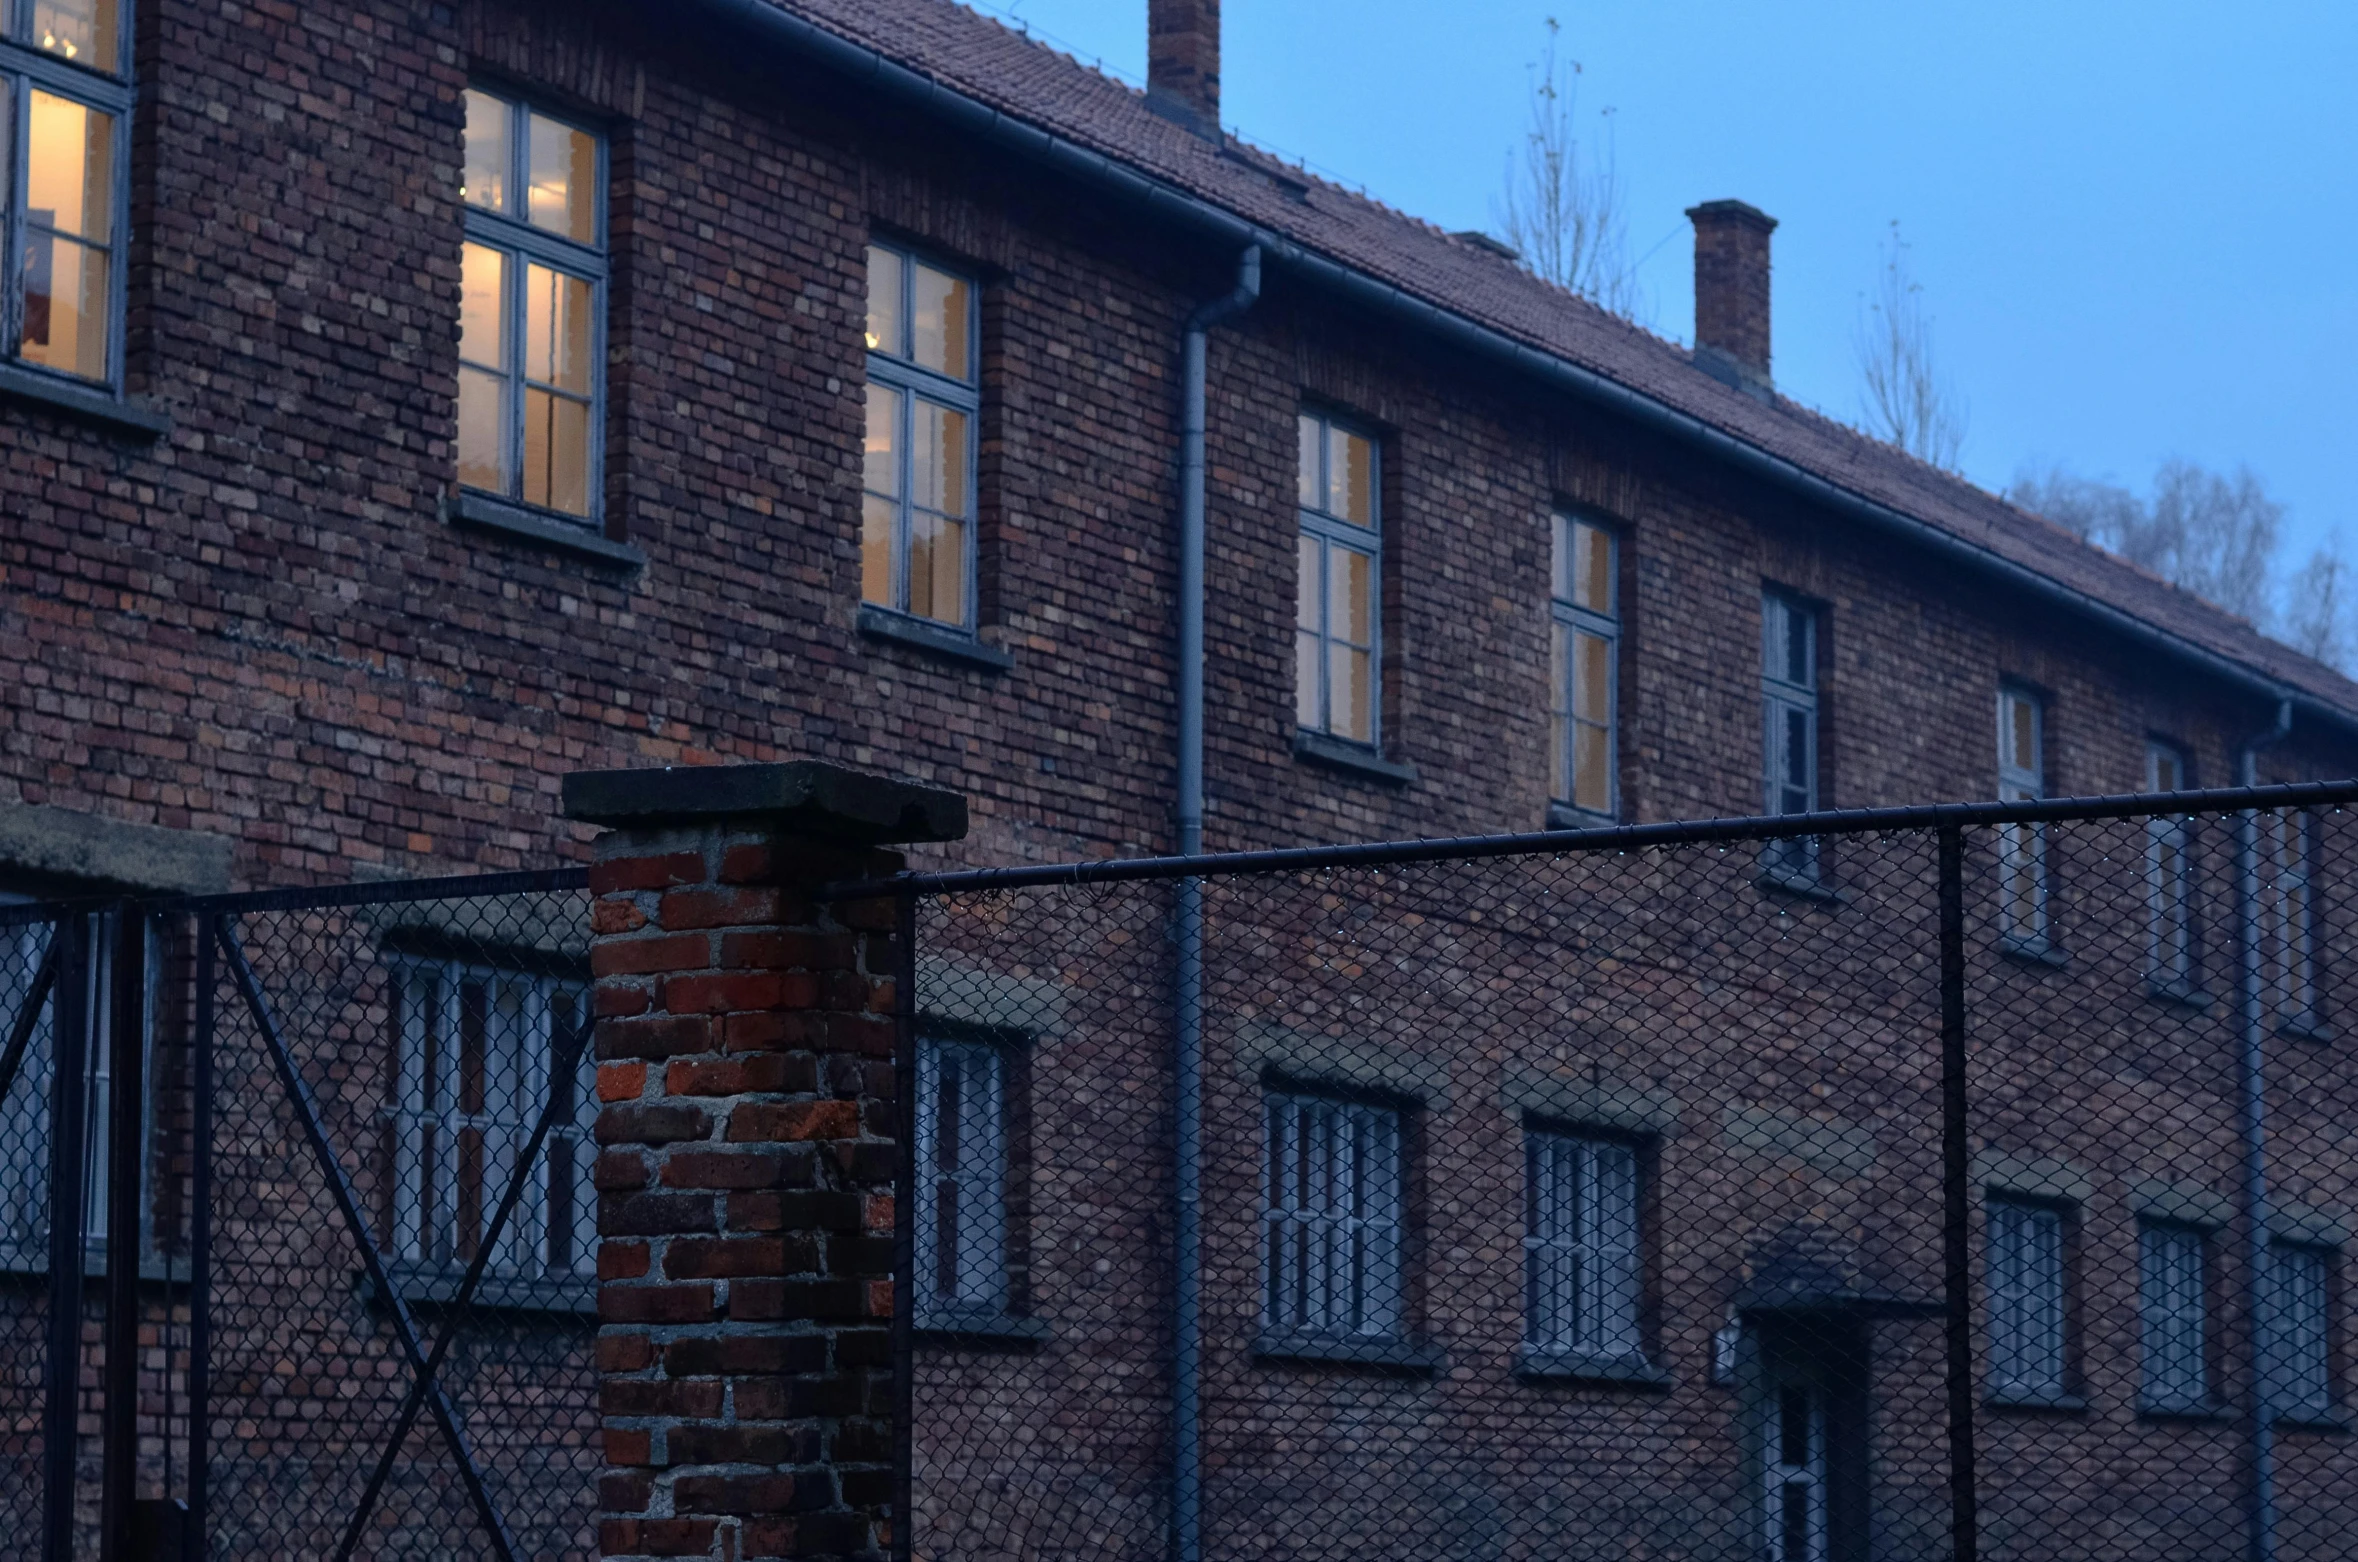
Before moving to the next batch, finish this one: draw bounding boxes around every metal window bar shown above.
[913,1035,1008,1322]
[1524,1132,1639,1358]
[1986,1198,2067,1401]
[1262,1093,1403,1340]
[2139,1223,2210,1411]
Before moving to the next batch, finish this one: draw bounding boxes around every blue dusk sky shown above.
[964,0,2356,565]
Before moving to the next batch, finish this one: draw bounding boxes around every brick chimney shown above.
[1147,0,1221,134]
[1686,200,1778,399]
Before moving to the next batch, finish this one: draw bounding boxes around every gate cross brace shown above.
[0,933,58,1102]
[215,920,524,1562]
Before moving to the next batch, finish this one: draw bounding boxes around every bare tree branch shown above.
[1492,17,1641,319]
[1853,221,1968,469]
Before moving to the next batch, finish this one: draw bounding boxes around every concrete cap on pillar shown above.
[561,760,968,844]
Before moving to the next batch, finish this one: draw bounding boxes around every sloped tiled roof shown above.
[778,0,2358,719]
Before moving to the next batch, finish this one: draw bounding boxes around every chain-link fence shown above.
[902,783,2358,1562]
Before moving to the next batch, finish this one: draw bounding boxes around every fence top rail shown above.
[830,776,2358,900]
[155,865,590,916]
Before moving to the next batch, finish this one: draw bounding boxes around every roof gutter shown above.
[689,0,2353,738]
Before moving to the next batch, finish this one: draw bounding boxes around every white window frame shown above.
[1996,686,2051,950]
[1524,1129,1642,1360]
[1762,1384,1829,1562]
[912,1032,1010,1325]
[2262,1240,2336,1424]
[2137,1220,2211,1413]
[1986,1196,2070,1402]
[1549,512,1619,822]
[1761,590,1821,883]
[2145,742,2197,995]
[458,84,609,526]
[1295,409,1384,748]
[1262,1091,1405,1341]
[864,239,982,633]
[2266,810,2321,1032]
[1,2,136,391]
[386,954,594,1284]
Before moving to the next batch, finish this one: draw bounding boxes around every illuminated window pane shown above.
[1573,723,1611,815]
[1331,546,1372,646]
[459,243,508,371]
[20,231,108,379]
[911,401,968,516]
[462,89,510,212]
[523,264,593,394]
[864,242,980,630]
[1295,631,1320,729]
[1329,426,1375,527]
[1550,622,1571,801]
[27,92,112,244]
[864,384,902,498]
[1574,629,1610,724]
[528,112,597,242]
[457,366,509,493]
[32,0,116,67]
[524,388,592,517]
[909,512,966,625]
[861,494,895,607]
[1329,644,1373,742]
[866,245,904,356]
[1296,533,1320,631]
[911,262,971,380]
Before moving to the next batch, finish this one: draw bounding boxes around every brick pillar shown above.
[564,761,967,1562]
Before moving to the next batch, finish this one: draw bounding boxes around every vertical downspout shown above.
[1174,244,1259,1562]
[2236,696,2293,1562]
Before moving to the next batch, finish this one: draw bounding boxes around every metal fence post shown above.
[185,914,213,1562]
[43,911,90,1562]
[1938,826,1978,1562]
[100,903,147,1562]
[893,887,918,1562]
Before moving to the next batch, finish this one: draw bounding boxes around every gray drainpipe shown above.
[2236,698,2293,1562]
[1174,245,1260,1562]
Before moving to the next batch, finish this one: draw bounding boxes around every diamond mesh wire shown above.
[0,908,59,1549]
[907,803,2358,1562]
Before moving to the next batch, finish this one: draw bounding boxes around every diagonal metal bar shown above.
[214,918,522,1562]
[0,932,58,1103]
[332,1006,593,1562]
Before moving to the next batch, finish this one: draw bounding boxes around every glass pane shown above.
[1332,547,1372,646]
[459,243,508,369]
[1784,605,1811,685]
[463,89,511,212]
[1329,426,1375,526]
[1783,709,1811,791]
[1550,710,1569,802]
[909,512,967,626]
[528,112,598,242]
[911,401,969,516]
[2007,694,2037,774]
[27,92,112,244]
[1296,534,1320,631]
[911,262,972,380]
[31,0,115,67]
[1330,644,1372,742]
[1550,513,1573,604]
[1295,630,1320,729]
[523,388,592,517]
[863,384,902,497]
[1298,414,1323,510]
[1573,722,1610,815]
[1574,629,1610,722]
[1575,521,1613,614]
[523,264,593,393]
[457,366,509,493]
[19,231,109,379]
[861,493,895,607]
[865,245,904,357]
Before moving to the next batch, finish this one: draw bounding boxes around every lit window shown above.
[458,87,606,522]
[1761,591,1820,882]
[386,957,594,1284]
[2,1,130,386]
[1996,687,2049,948]
[863,242,979,629]
[2138,1221,2210,1413]
[1262,1092,1404,1340]
[2262,1242,2336,1424]
[1524,1130,1641,1359]
[1986,1198,2070,1402]
[1295,411,1381,745]
[1550,515,1618,819]
[914,1034,1010,1323]
[2145,743,2197,994]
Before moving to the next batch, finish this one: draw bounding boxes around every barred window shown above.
[1262,1092,1404,1340]
[1295,411,1382,747]
[1986,1198,2068,1401]
[1761,590,1820,883]
[1524,1130,1640,1358]
[1996,686,2050,948]
[458,85,607,524]
[2145,743,2196,993]
[2266,810,2320,1030]
[914,1034,1008,1323]
[864,242,979,630]
[2,0,132,386]
[1549,514,1618,820]
[2138,1222,2210,1412]
[2262,1242,2335,1424]
[386,957,593,1286]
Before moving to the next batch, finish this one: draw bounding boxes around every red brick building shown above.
[1,0,2354,1558]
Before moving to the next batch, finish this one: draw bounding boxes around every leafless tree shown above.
[2279,542,2354,669]
[1493,18,1641,318]
[1853,222,1968,469]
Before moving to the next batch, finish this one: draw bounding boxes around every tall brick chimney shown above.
[1687,200,1778,399]
[1147,0,1222,134]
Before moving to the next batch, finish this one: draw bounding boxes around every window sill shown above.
[367,1260,595,1316]
[2145,982,2213,1011]
[1546,802,1616,832]
[1513,1347,1670,1387]
[0,1248,181,1284]
[1999,935,2069,969]
[1985,1390,2088,1414]
[857,604,1014,671]
[1253,1330,1445,1373]
[2279,1019,2334,1044]
[2136,1399,2231,1423]
[2273,1408,2351,1434]
[1756,866,1843,904]
[0,362,171,440]
[915,1309,1050,1346]
[1292,731,1417,786]
[449,490,646,570]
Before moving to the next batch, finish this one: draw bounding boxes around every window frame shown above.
[1260,1088,1408,1345]
[458,83,610,528]
[2261,1239,2339,1426]
[1549,511,1619,823]
[2144,742,2198,997]
[912,1028,1019,1330]
[2136,1219,2215,1416]
[0,3,136,394]
[2267,809,2322,1034]
[1760,589,1822,884]
[862,238,982,635]
[1995,685,2052,953]
[1984,1194,2076,1406]
[1294,407,1385,750]
[1522,1126,1647,1364]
